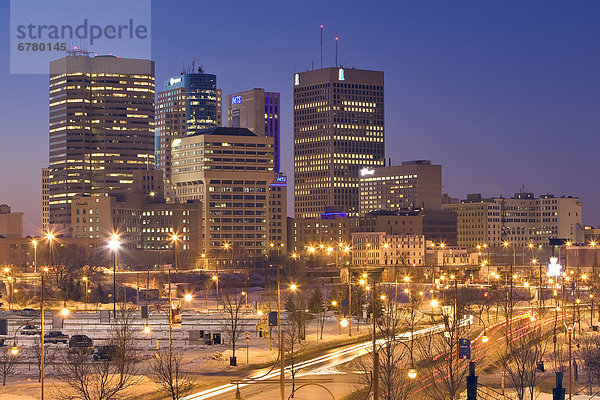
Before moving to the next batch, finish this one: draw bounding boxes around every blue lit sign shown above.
[232,95,242,105]
[338,68,345,81]
[276,176,287,183]
[294,73,300,86]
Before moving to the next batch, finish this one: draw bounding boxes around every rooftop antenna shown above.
[335,37,339,67]
[320,25,324,69]
[192,58,195,74]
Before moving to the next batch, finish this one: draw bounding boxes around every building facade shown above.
[48,54,155,230]
[0,204,23,239]
[359,160,442,214]
[42,168,50,233]
[444,193,584,249]
[171,127,280,265]
[351,232,427,268]
[227,89,281,172]
[293,67,385,218]
[156,70,222,201]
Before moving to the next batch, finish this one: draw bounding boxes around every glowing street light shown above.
[408,368,417,379]
[340,318,349,328]
[431,299,439,308]
[61,308,69,316]
[185,293,192,302]
[143,325,151,334]
[289,283,298,291]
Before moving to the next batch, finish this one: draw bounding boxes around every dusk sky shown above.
[1,0,598,236]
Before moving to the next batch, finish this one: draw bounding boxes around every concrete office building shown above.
[48,54,155,231]
[444,192,584,249]
[351,232,427,268]
[171,127,282,265]
[293,67,384,218]
[42,168,50,233]
[288,208,457,256]
[156,70,222,201]
[227,89,281,172]
[359,160,442,214]
[0,204,23,239]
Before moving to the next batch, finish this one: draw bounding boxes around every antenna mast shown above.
[320,25,324,69]
[335,37,338,67]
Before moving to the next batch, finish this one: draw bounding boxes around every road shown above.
[184,309,571,400]
[182,319,470,400]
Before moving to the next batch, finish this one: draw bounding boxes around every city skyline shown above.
[1,1,599,235]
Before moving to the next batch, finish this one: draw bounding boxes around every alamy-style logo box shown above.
[10,0,151,74]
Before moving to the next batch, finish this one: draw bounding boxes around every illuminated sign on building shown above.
[338,68,345,81]
[231,95,242,105]
[276,176,287,183]
[547,257,562,277]
[169,77,182,86]
[360,167,375,176]
[294,74,300,86]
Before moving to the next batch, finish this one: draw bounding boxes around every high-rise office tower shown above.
[41,168,50,233]
[293,67,385,218]
[48,54,155,230]
[171,127,283,265]
[156,70,222,201]
[359,160,443,214]
[227,89,281,172]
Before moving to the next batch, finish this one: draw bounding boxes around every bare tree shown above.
[504,326,548,400]
[30,338,56,382]
[0,347,19,385]
[578,334,600,394]
[219,290,246,364]
[417,309,469,400]
[53,310,140,400]
[149,349,194,400]
[285,291,311,342]
[364,294,419,400]
[308,287,326,339]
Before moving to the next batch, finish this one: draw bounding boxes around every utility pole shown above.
[277,265,284,400]
[372,274,379,400]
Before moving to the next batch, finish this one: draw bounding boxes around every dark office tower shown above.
[227,89,281,172]
[293,67,385,218]
[48,54,155,230]
[156,71,222,201]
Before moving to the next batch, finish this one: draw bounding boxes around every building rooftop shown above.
[189,127,257,137]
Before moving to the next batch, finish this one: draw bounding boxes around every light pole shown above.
[212,275,219,310]
[40,266,48,400]
[169,233,180,364]
[372,273,379,400]
[108,233,120,318]
[32,239,38,274]
[82,277,88,311]
[277,265,284,400]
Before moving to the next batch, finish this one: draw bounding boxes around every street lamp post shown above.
[277,265,284,400]
[372,273,379,400]
[82,277,88,311]
[108,233,120,318]
[212,275,219,310]
[32,239,38,274]
[40,266,48,400]
[169,233,180,364]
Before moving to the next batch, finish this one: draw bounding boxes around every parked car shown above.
[20,308,37,317]
[44,331,69,344]
[93,345,118,361]
[68,334,93,354]
[21,325,40,335]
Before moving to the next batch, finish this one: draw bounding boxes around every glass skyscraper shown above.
[156,70,222,201]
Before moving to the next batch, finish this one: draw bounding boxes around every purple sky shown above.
[1,1,599,236]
